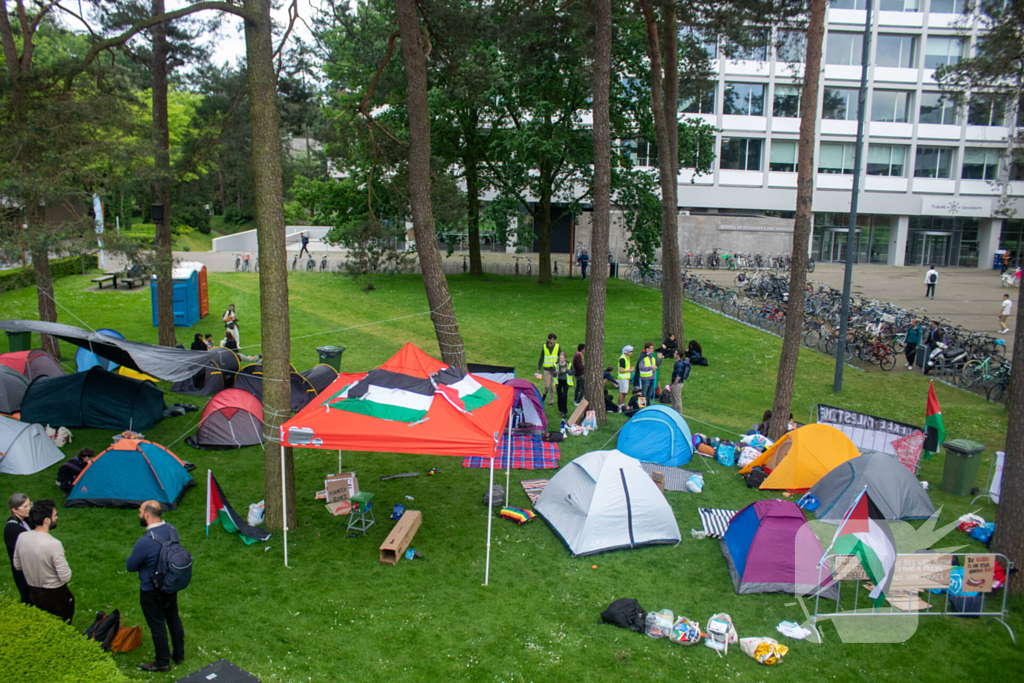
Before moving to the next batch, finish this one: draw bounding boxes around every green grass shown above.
[0,272,1020,682]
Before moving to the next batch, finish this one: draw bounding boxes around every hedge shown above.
[0,254,99,293]
[0,594,130,683]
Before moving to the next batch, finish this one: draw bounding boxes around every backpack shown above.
[149,526,192,594]
[743,466,768,489]
[691,355,709,367]
[85,609,121,652]
[601,598,647,632]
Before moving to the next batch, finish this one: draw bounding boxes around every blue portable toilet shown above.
[150,265,202,327]
[616,405,694,467]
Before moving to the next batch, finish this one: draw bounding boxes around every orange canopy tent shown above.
[278,343,515,581]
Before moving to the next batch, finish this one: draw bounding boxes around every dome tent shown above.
[234,362,317,412]
[0,349,65,380]
[186,389,264,450]
[505,378,547,430]
[0,365,29,414]
[0,414,64,475]
[738,424,861,491]
[616,405,694,467]
[75,328,124,372]
[170,347,240,396]
[65,439,194,510]
[21,367,165,431]
[299,364,339,394]
[805,452,936,523]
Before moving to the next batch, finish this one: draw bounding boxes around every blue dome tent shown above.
[65,439,194,510]
[616,405,693,467]
[75,328,125,372]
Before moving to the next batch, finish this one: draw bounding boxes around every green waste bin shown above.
[941,439,986,496]
[5,331,31,352]
[317,345,345,372]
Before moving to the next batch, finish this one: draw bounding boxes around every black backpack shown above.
[85,609,121,652]
[600,598,647,632]
[150,526,193,594]
[744,466,768,489]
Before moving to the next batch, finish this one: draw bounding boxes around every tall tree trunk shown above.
[768,0,826,441]
[993,281,1024,593]
[536,189,553,283]
[659,3,683,342]
[27,204,60,359]
[152,0,176,348]
[639,0,679,339]
[395,0,468,370]
[217,160,227,214]
[243,0,294,531]
[585,0,611,427]
[465,147,483,275]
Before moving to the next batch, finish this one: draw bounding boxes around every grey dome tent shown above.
[170,347,240,396]
[0,414,65,475]
[535,449,681,556]
[299,364,338,394]
[0,365,29,414]
[21,367,165,431]
[234,363,317,412]
[805,452,936,523]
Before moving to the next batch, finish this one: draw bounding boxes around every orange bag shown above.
[697,443,716,457]
[111,624,142,653]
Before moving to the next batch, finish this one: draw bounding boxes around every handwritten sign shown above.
[964,555,995,593]
[891,554,952,591]
[833,555,868,581]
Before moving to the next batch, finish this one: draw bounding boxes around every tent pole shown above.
[505,408,512,497]
[338,449,342,473]
[484,454,494,586]
[281,444,289,568]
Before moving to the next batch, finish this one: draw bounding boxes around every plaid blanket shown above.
[698,508,739,540]
[462,434,561,470]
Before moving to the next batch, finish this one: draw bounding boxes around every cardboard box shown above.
[326,500,352,516]
[325,472,358,504]
[567,398,589,426]
[379,510,422,565]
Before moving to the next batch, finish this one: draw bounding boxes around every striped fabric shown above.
[434,367,496,412]
[638,462,701,492]
[698,508,739,539]
[521,479,549,505]
[327,369,435,423]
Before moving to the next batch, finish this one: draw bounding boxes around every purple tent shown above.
[720,499,838,598]
[504,378,547,431]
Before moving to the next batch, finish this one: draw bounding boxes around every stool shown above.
[347,492,375,535]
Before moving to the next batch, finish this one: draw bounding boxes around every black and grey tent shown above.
[804,452,936,522]
[0,414,64,475]
[0,365,29,414]
[467,363,515,384]
[170,347,240,396]
[299,364,339,394]
[21,367,166,431]
[186,389,264,450]
[234,363,317,412]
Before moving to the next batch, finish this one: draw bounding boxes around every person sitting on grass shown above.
[190,334,206,351]
[56,449,95,495]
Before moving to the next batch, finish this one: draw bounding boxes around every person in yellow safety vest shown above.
[638,342,657,406]
[617,345,634,411]
[537,333,560,405]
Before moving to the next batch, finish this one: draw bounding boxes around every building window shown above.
[962,148,1000,180]
[721,137,763,171]
[919,92,959,125]
[867,144,908,176]
[930,0,967,13]
[968,97,1006,126]
[680,27,718,60]
[832,0,919,8]
[725,29,769,61]
[826,32,864,66]
[823,88,860,120]
[773,84,801,118]
[681,85,716,114]
[876,34,917,68]
[818,142,857,174]
[914,147,954,178]
[621,139,657,168]
[769,140,798,172]
[924,37,965,69]
[723,82,766,116]
[777,30,806,63]
[871,91,912,123]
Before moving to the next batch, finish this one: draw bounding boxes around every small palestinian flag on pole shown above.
[207,471,271,545]
[825,488,897,607]
[922,380,946,460]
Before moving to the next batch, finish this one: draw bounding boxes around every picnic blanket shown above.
[698,508,739,539]
[521,479,549,504]
[638,462,701,492]
[462,434,560,470]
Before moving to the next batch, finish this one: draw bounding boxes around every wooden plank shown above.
[379,510,422,565]
[567,398,588,426]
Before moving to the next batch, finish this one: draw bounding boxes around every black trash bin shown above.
[316,346,345,372]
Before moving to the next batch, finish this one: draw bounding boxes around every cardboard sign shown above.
[964,555,995,593]
[325,472,358,504]
[891,554,952,591]
[326,500,351,516]
[832,555,869,581]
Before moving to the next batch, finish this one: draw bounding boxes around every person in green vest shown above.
[638,342,657,405]
[617,345,634,411]
[537,333,560,405]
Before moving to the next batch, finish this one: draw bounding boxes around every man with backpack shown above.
[127,501,188,672]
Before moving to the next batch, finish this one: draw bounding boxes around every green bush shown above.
[0,595,130,683]
[223,204,254,226]
[171,204,210,235]
[0,254,98,292]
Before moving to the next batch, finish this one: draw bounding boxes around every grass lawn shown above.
[0,271,1020,682]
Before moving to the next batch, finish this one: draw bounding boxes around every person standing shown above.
[904,319,922,370]
[537,333,560,405]
[578,249,590,279]
[5,494,32,604]
[638,342,657,405]
[571,344,586,405]
[127,501,185,672]
[669,349,690,415]
[617,345,634,411]
[222,303,237,327]
[554,351,570,419]
[298,232,311,259]
[999,294,1013,334]
[925,266,938,299]
[1001,252,1010,275]
[13,500,73,623]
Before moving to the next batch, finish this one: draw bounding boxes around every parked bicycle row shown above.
[682,249,815,273]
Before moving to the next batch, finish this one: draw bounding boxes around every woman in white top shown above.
[999,294,1013,333]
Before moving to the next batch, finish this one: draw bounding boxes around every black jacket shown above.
[57,457,89,494]
[5,516,30,563]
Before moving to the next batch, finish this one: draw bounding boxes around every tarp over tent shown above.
[186,389,264,450]
[505,378,547,431]
[21,367,165,431]
[616,405,694,467]
[65,438,194,510]
[234,362,317,411]
[75,328,124,372]
[299,364,338,394]
[720,499,838,598]
[805,452,936,522]
[0,349,65,380]
[535,449,681,556]
[0,320,221,382]
[170,347,240,396]
[0,365,29,414]
[0,414,64,475]
[738,424,861,491]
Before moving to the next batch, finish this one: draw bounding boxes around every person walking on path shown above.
[1000,294,1013,334]
[1001,252,1010,275]
[298,232,311,259]
[924,320,944,375]
[571,344,585,405]
[13,499,73,623]
[537,333,560,405]
[617,345,634,411]
[638,342,657,405]
[669,349,690,415]
[577,249,590,279]
[5,493,32,604]
[925,266,938,299]
[127,501,186,672]
[555,351,570,419]
[904,319,922,369]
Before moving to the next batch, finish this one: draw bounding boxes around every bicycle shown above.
[305,253,316,272]
[234,253,250,273]
[320,254,329,272]
[527,258,533,277]
[291,253,300,271]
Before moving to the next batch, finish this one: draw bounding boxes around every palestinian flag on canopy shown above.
[433,366,497,412]
[326,368,436,423]
[827,489,896,607]
[922,380,946,460]
[207,471,271,545]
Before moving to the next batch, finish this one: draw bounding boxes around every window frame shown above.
[776,29,806,64]
[723,81,766,117]
[825,32,864,66]
[680,27,719,60]
[866,144,908,177]
[968,97,1006,127]
[923,36,965,70]
[680,84,716,115]
[823,87,861,121]
[914,146,955,179]
[918,91,958,125]
[817,142,857,175]
[930,0,967,14]
[773,84,802,118]
[871,90,912,123]
[769,140,798,172]
[875,34,918,69]
[961,148,1001,181]
[720,137,764,172]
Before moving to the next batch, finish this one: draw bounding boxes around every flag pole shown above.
[819,486,868,564]
[484,453,495,586]
[281,444,289,568]
[206,470,211,536]
[504,407,512,496]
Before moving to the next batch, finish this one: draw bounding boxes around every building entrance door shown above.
[822,228,863,263]
[909,232,952,267]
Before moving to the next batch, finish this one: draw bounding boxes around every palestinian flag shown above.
[327,369,435,423]
[433,367,496,412]
[922,380,946,460]
[829,489,897,607]
[207,471,271,545]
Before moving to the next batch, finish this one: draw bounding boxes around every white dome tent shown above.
[0,414,65,475]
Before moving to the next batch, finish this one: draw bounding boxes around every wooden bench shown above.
[120,277,142,289]
[91,274,116,289]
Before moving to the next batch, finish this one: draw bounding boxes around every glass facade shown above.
[907,216,979,267]
[723,82,765,116]
[812,214,893,264]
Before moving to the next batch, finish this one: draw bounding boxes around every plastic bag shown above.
[645,609,674,639]
[686,473,704,493]
[716,442,736,467]
[669,617,702,645]
[581,411,598,431]
[737,446,761,468]
[247,500,265,526]
[705,613,737,655]
[740,637,788,665]
[741,433,773,450]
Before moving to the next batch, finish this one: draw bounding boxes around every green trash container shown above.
[317,345,345,372]
[941,439,986,496]
[5,331,31,352]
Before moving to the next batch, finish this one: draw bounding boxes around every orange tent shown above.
[738,424,861,491]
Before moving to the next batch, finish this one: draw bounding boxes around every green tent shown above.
[21,367,165,431]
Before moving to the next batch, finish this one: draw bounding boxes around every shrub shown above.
[223,204,254,226]
[0,595,130,683]
[172,204,210,235]
[0,254,98,293]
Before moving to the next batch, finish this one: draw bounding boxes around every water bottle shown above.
[561,419,567,431]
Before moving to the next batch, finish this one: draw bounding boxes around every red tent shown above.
[0,349,64,380]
